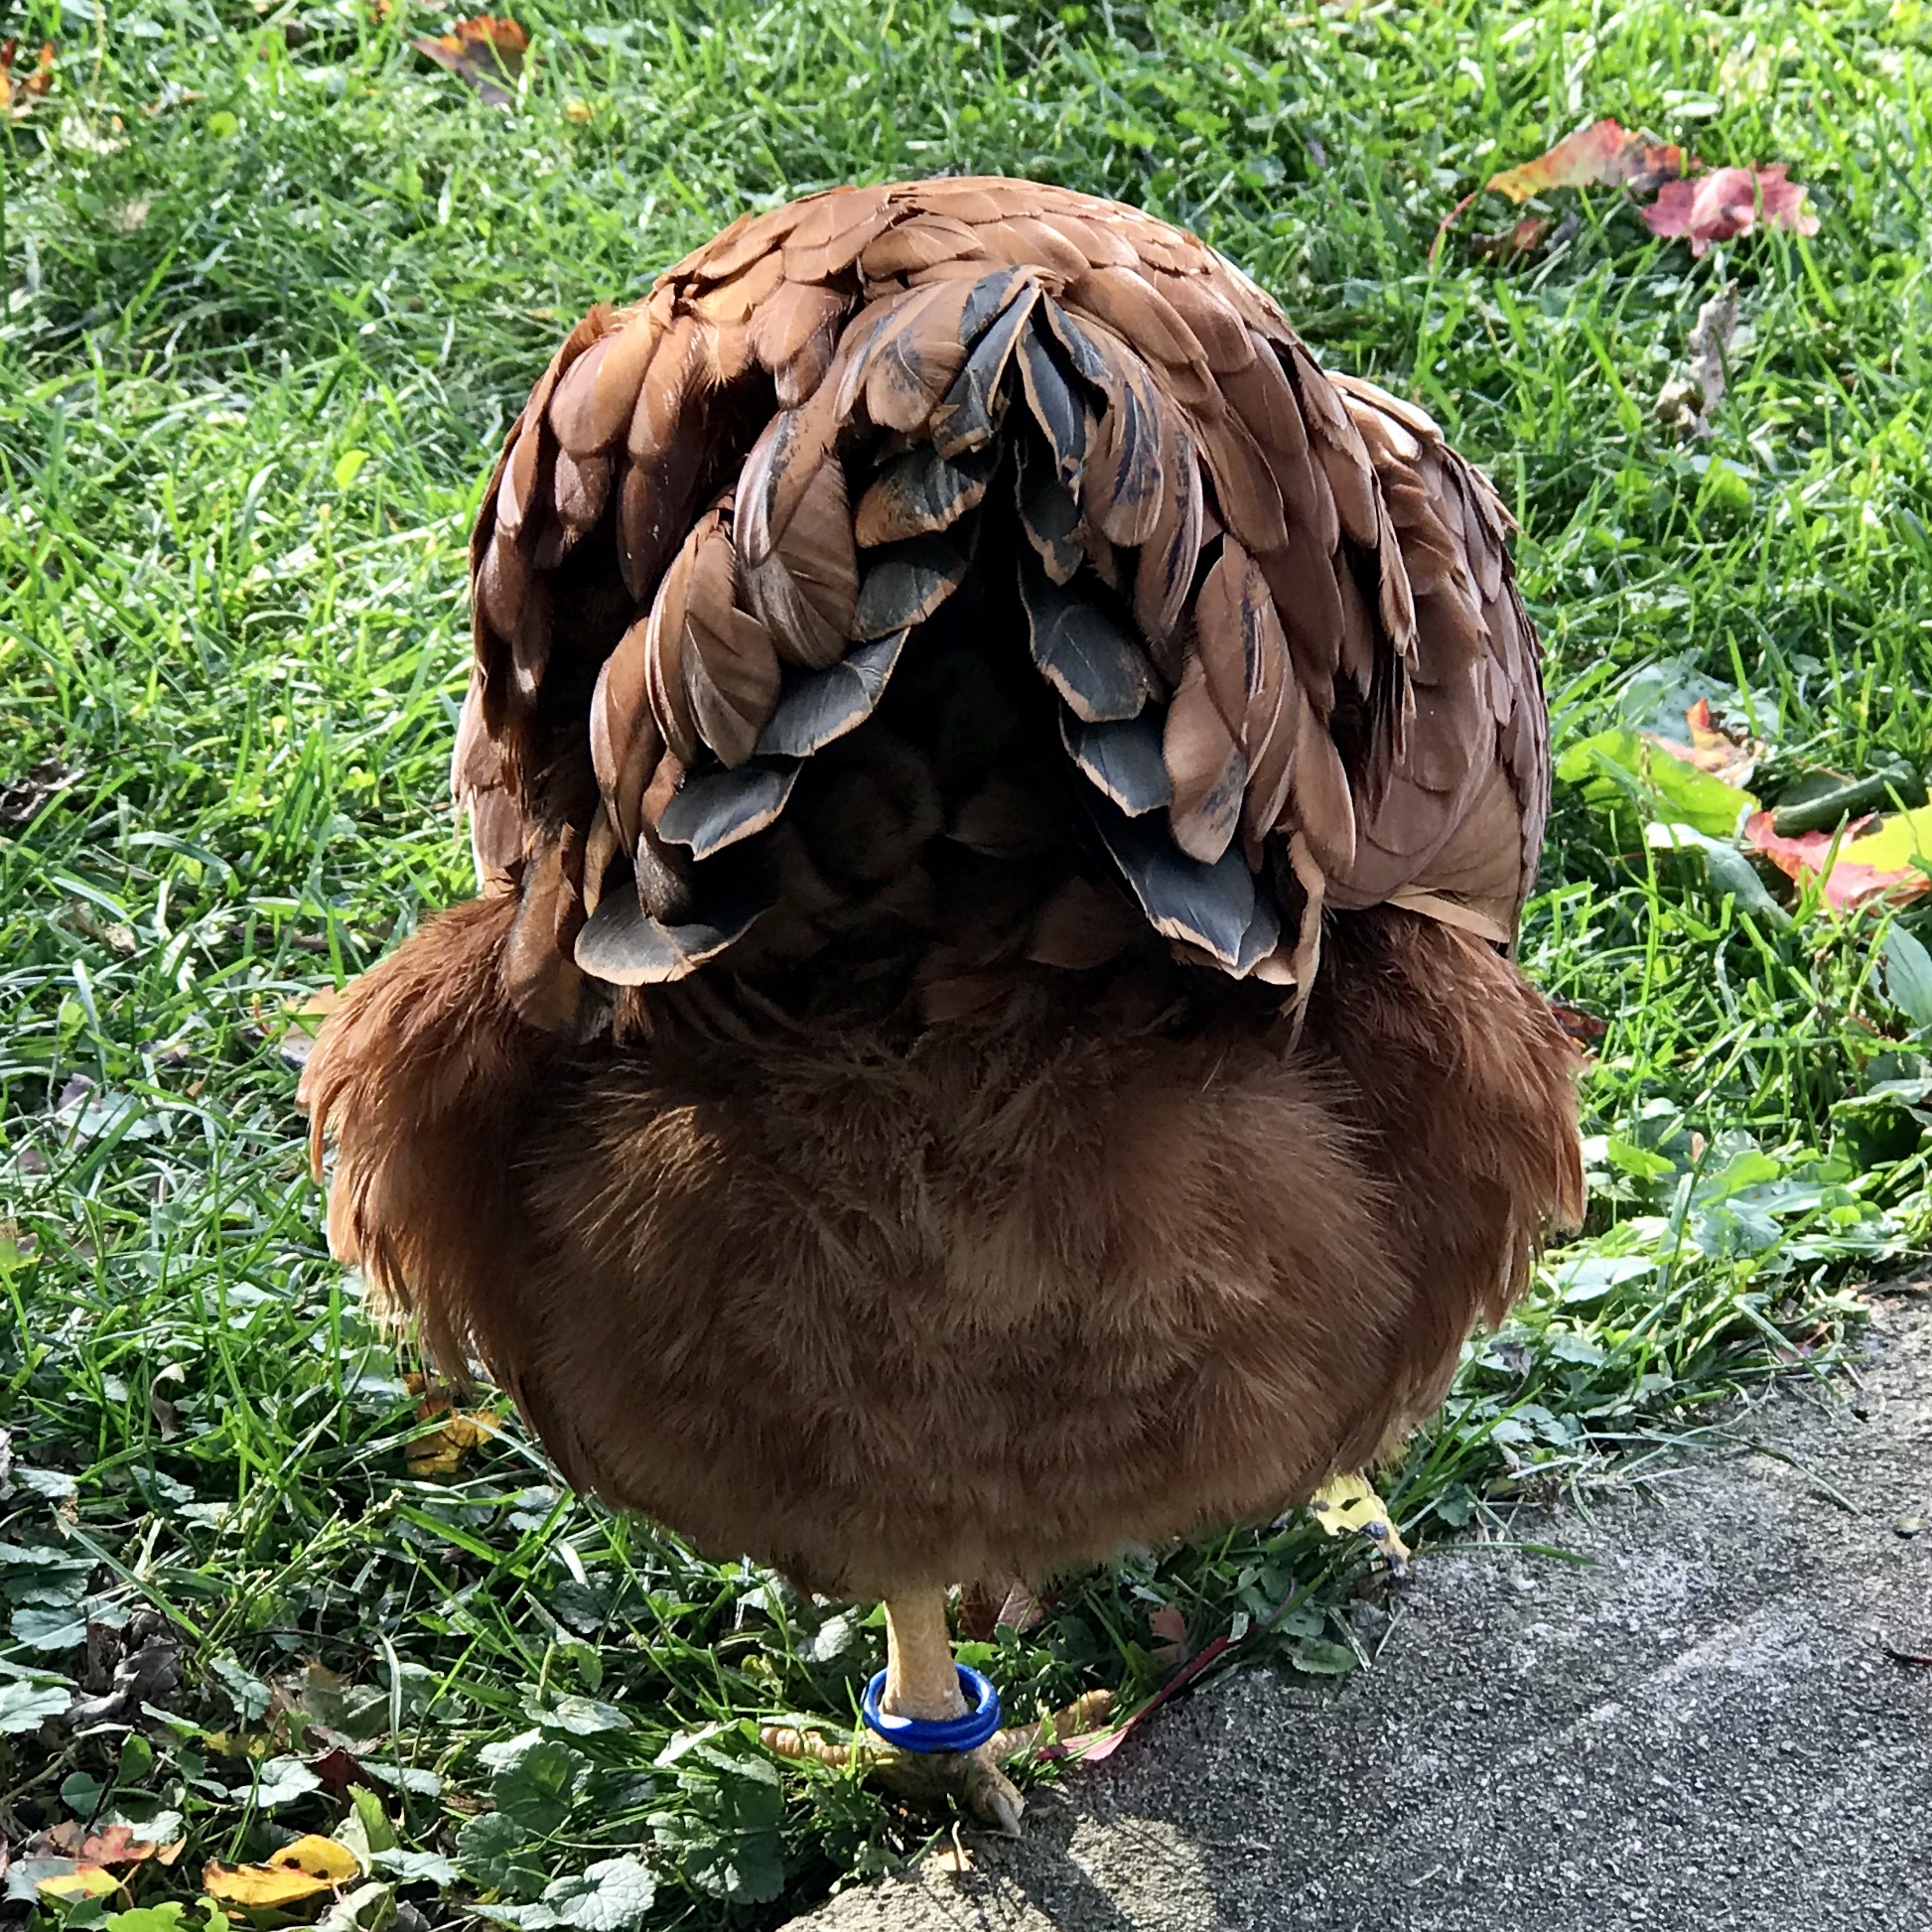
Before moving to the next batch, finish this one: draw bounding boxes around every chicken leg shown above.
[762,1589,1119,1836]
[873,1589,1027,1836]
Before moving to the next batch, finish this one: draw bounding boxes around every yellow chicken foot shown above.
[760,1592,1115,1836]
[876,1590,1026,1835]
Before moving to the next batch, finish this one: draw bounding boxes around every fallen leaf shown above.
[204,1835,361,1907]
[34,1863,120,1901]
[310,1742,374,1804]
[1741,810,1931,912]
[0,758,74,827]
[37,1824,175,1868]
[0,39,57,121]
[406,1410,500,1478]
[279,987,344,1068]
[1656,283,1738,439]
[1147,1604,1191,1666]
[1651,697,1763,789]
[1558,726,1757,839]
[1486,118,1689,202]
[563,96,592,122]
[410,15,527,108]
[1549,1001,1609,1046]
[1473,215,1551,260]
[1643,163,1819,256]
[1307,1471,1412,1579]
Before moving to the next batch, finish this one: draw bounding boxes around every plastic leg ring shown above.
[861,1665,1004,1753]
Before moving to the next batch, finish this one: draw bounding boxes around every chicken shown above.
[299,177,1585,1831]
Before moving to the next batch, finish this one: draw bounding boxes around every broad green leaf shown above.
[526,1692,629,1736]
[106,1904,222,1932]
[210,1655,272,1723]
[1559,729,1755,838]
[11,1605,86,1650]
[370,1850,458,1887]
[346,1785,399,1858]
[253,1755,323,1809]
[541,1858,656,1932]
[1880,924,1932,1028]
[0,1678,70,1732]
[456,1813,549,1902]
[651,1761,786,1905]
[482,1732,589,1834]
[1289,1638,1361,1676]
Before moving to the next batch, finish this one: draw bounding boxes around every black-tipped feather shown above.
[1021,555,1158,724]
[656,761,800,860]
[756,630,909,759]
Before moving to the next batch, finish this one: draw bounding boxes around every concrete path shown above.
[784,1297,1932,1932]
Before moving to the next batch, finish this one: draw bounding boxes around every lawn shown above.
[2,0,1929,1924]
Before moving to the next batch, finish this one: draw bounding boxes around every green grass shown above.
[3,0,1930,1923]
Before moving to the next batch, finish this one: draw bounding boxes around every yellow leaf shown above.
[1307,1471,1412,1578]
[563,96,592,121]
[1839,804,1932,882]
[270,1836,363,1882]
[406,1410,500,1477]
[204,1834,362,1905]
[36,1866,121,1901]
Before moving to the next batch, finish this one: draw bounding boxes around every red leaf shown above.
[1486,119,1688,203]
[1473,215,1553,261]
[32,1825,174,1868]
[410,15,527,108]
[1642,165,1819,256]
[1068,1634,1233,1765]
[1740,810,1925,912]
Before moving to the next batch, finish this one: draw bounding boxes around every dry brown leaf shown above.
[279,986,344,1067]
[1148,1604,1191,1666]
[1472,215,1553,261]
[1436,118,1688,260]
[410,15,527,108]
[1650,698,1764,789]
[1486,118,1688,202]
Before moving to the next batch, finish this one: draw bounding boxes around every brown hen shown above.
[300,177,1584,1828]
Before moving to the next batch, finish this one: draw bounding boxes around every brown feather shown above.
[1164,653,1248,865]
[590,621,663,853]
[553,450,612,538]
[550,315,657,457]
[750,281,849,380]
[1067,265,1210,384]
[644,528,703,766]
[860,211,983,280]
[626,314,701,466]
